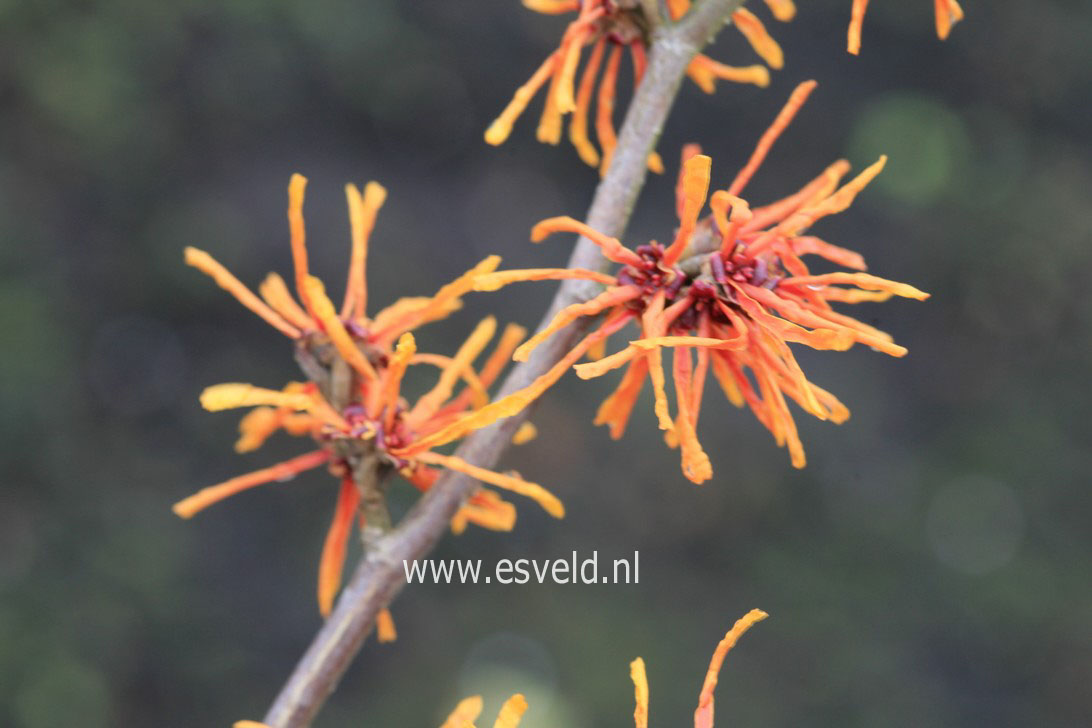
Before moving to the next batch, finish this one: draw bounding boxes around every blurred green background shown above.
[2,0,1090,726]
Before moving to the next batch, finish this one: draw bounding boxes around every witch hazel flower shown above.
[476,81,929,481]
[486,0,795,175]
[847,0,964,54]
[177,175,562,616]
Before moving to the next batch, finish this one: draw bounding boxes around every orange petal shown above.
[172,450,331,519]
[641,293,675,433]
[415,451,564,519]
[454,490,518,534]
[728,80,817,196]
[411,354,491,415]
[570,36,607,166]
[595,44,623,176]
[442,695,484,728]
[593,356,648,439]
[200,383,313,412]
[382,332,417,427]
[686,56,770,93]
[694,609,769,728]
[184,247,301,338]
[401,312,632,454]
[630,335,746,351]
[409,317,496,424]
[574,344,640,379]
[341,181,387,321]
[473,267,617,292]
[514,286,638,361]
[790,235,866,270]
[763,0,796,22]
[523,0,580,13]
[371,256,502,341]
[781,272,928,300]
[663,154,712,265]
[673,347,713,484]
[512,421,538,445]
[537,47,565,145]
[742,160,851,234]
[235,406,281,453]
[486,51,560,145]
[847,0,870,55]
[731,8,784,69]
[494,694,529,728]
[302,275,379,381]
[531,216,644,267]
[234,722,271,728]
[317,476,361,616]
[935,0,964,40]
[631,657,649,728]
[376,607,397,643]
[287,174,317,318]
[258,272,312,329]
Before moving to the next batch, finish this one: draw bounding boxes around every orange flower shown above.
[847,0,964,54]
[446,609,766,727]
[486,0,795,175]
[478,82,928,480]
[178,176,567,616]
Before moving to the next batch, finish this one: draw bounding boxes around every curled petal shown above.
[486,52,560,145]
[184,247,301,338]
[259,272,312,329]
[687,56,769,93]
[513,286,640,361]
[593,356,648,439]
[531,216,644,267]
[781,272,929,300]
[574,344,640,379]
[732,8,784,69]
[341,181,387,320]
[287,174,316,318]
[172,450,331,519]
[595,44,623,176]
[473,268,617,292]
[414,451,564,519]
[303,275,380,381]
[694,609,769,728]
[664,154,712,265]
[409,317,496,427]
[318,476,361,616]
[728,80,817,197]
[382,333,417,425]
[570,36,607,166]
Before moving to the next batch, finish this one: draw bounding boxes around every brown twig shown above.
[261,2,746,725]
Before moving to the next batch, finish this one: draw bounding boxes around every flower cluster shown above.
[486,0,795,174]
[176,175,564,616]
[440,609,767,727]
[477,82,928,481]
[847,0,964,54]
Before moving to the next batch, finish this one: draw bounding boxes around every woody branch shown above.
[262,1,748,725]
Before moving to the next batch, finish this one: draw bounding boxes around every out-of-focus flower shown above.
[477,82,928,480]
[178,175,565,615]
[486,0,794,175]
[847,0,964,54]
[446,609,766,727]
[440,694,528,728]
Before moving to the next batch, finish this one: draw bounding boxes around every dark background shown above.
[2,1,1090,726]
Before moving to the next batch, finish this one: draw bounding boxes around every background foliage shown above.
[1,1,1090,725]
